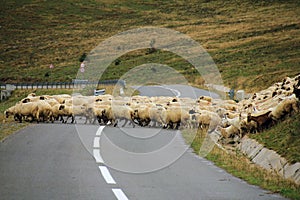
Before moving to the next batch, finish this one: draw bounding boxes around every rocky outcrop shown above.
[237,137,300,185]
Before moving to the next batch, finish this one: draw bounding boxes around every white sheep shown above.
[148,105,165,127]
[160,106,190,129]
[58,105,86,123]
[270,96,299,122]
[190,110,221,132]
[199,95,212,102]
[102,105,135,128]
[13,102,40,123]
[36,101,54,123]
[220,125,240,139]
[133,105,151,127]
[222,113,242,130]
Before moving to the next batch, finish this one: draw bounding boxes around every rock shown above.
[283,162,300,184]
[238,137,264,160]
[238,137,299,185]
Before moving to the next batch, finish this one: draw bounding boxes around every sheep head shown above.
[59,105,65,110]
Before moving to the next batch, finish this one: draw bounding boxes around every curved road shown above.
[0,85,287,200]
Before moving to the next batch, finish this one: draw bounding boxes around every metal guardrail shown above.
[0,79,126,90]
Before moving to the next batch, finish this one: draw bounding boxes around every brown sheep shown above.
[247,110,272,132]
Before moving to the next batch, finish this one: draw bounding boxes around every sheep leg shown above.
[65,116,70,123]
[150,121,156,128]
[84,117,88,124]
[113,120,118,127]
[130,119,136,128]
[122,119,128,127]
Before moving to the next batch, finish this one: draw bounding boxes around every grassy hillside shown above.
[1,0,300,92]
[250,112,300,164]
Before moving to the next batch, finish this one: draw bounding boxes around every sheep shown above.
[133,105,151,127]
[27,93,36,97]
[45,98,60,107]
[85,104,111,125]
[240,118,258,134]
[95,94,113,103]
[71,96,92,106]
[52,94,71,104]
[247,110,273,132]
[190,110,221,132]
[13,102,40,123]
[4,105,19,121]
[58,105,86,123]
[20,95,48,103]
[220,125,240,139]
[269,96,299,122]
[51,104,65,122]
[199,95,212,102]
[160,107,190,129]
[102,105,135,128]
[36,101,54,123]
[148,105,165,127]
[222,113,242,130]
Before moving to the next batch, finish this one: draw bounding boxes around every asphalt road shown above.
[0,85,288,200]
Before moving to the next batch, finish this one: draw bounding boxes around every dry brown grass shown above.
[1,0,299,92]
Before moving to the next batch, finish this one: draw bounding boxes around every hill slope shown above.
[0,0,300,92]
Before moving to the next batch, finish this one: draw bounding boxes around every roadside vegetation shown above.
[182,129,300,200]
[250,112,300,164]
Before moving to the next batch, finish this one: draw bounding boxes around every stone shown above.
[283,162,300,184]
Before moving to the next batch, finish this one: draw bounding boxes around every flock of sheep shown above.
[4,74,300,142]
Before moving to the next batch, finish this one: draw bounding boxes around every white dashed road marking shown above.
[96,126,105,136]
[94,126,130,200]
[93,137,100,148]
[93,149,103,164]
[99,166,116,184]
[112,189,129,200]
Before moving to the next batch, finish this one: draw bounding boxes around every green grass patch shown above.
[250,112,300,164]
[1,0,299,92]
